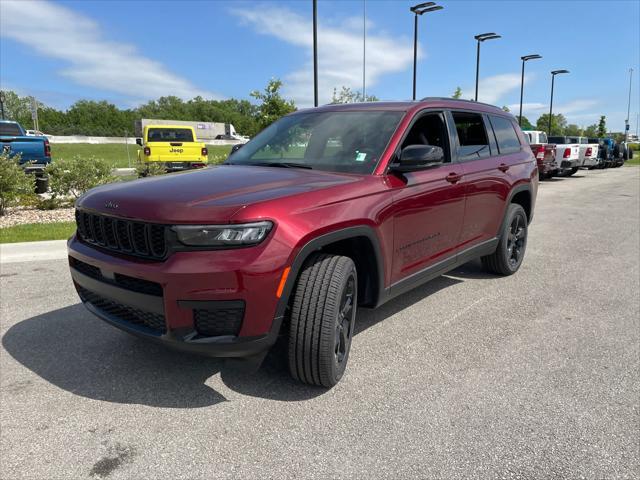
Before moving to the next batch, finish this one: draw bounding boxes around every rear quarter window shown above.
[489,115,521,155]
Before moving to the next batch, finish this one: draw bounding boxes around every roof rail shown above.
[418,97,499,109]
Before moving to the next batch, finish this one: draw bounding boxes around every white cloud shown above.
[0,0,220,101]
[508,99,601,124]
[231,5,414,106]
[460,73,524,105]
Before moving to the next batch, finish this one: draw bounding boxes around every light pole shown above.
[410,2,443,101]
[518,54,542,126]
[313,0,318,107]
[474,32,501,102]
[548,69,569,135]
[625,67,633,142]
[0,91,5,120]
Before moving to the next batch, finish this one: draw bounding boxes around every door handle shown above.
[445,172,462,184]
[498,163,510,172]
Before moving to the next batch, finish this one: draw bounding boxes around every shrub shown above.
[47,156,114,198]
[0,153,35,215]
[135,162,167,177]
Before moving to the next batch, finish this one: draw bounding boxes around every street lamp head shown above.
[475,32,501,41]
[419,5,443,13]
[551,69,570,75]
[410,2,435,13]
[521,54,542,62]
[411,2,442,15]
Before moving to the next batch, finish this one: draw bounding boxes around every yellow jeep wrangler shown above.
[136,125,208,173]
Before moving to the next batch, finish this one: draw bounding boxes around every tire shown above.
[482,203,528,276]
[629,148,634,160]
[288,253,358,387]
[566,167,579,176]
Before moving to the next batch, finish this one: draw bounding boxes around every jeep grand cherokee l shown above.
[68,98,538,387]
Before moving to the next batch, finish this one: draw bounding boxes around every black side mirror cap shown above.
[135,138,143,146]
[390,145,445,173]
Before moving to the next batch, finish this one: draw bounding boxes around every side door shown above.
[388,110,466,286]
[447,110,507,250]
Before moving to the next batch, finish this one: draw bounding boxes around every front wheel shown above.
[482,203,528,276]
[288,254,357,387]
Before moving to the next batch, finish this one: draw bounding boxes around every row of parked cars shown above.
[524,130,634,180]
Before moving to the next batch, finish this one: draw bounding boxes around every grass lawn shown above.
[50,143,233,168]
[625,156,639,166]
[0,222,76,244]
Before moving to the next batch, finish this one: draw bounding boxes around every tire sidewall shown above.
[500,204,528,274]
[328,263,358,384]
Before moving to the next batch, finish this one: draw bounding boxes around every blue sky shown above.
[1,0,639,131]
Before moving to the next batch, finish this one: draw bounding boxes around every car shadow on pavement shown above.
[2,304,228,408]
[3,274,464,406]
[219,274,462,400]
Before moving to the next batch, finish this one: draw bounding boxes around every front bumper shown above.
[68,234,288,357]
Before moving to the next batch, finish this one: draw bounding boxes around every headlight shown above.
[172,221,273,247]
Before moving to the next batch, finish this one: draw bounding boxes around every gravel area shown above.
[0,206,75,228]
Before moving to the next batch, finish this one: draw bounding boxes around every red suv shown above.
[68,98,537,387]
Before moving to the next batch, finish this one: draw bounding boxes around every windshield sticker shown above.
[355,152,367,162]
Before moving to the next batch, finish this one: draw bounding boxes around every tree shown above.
[330,86,378,104]
[519,116,533,130]
[451,87,462,99]
[564,124,582,136]
[250,78,296,131]
[502,105,510,112]
[536,113,567,135]
[597,116,607,137]
[583,124,598,138]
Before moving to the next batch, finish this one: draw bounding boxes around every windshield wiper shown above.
[246,162,313,170]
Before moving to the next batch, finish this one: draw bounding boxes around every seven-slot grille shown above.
[75,210,167,260]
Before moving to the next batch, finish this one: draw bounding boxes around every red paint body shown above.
[68,99,538,356]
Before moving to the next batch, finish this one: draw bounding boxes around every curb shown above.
[0,240,68,264]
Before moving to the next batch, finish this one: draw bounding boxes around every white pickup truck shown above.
[547,136,581,176]
[567,136,599,169]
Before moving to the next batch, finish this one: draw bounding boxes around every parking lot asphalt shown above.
[1,167,639,479]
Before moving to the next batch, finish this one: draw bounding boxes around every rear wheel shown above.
[566,167,579,176]
[288,253,357,387]
[482,203,528,276]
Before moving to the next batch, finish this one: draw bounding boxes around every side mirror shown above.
[391,145,445,172]
[135,138,143,146]
[230,143,244,155]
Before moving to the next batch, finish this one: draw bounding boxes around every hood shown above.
[77,165,362,223]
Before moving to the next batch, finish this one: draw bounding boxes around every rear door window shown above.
[451,112,490,160]
[489,115,521,154]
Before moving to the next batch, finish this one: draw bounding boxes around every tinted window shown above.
[228,111,404,174]
[402,112,450,163]
[490,115,521,154]
[538,132,548,144]
[588,138,599,143]
[452,112,490,160]
[548,136,567,144]
[147,128,194,142]
[0,123,23,136]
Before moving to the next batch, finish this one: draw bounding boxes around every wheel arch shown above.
[273,226,385,324]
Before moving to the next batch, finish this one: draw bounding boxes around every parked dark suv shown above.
[68,98,538,387]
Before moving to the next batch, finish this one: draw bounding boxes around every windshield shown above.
[0,123,23,136]
[226,110,404,174]
[147,128,194,142]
